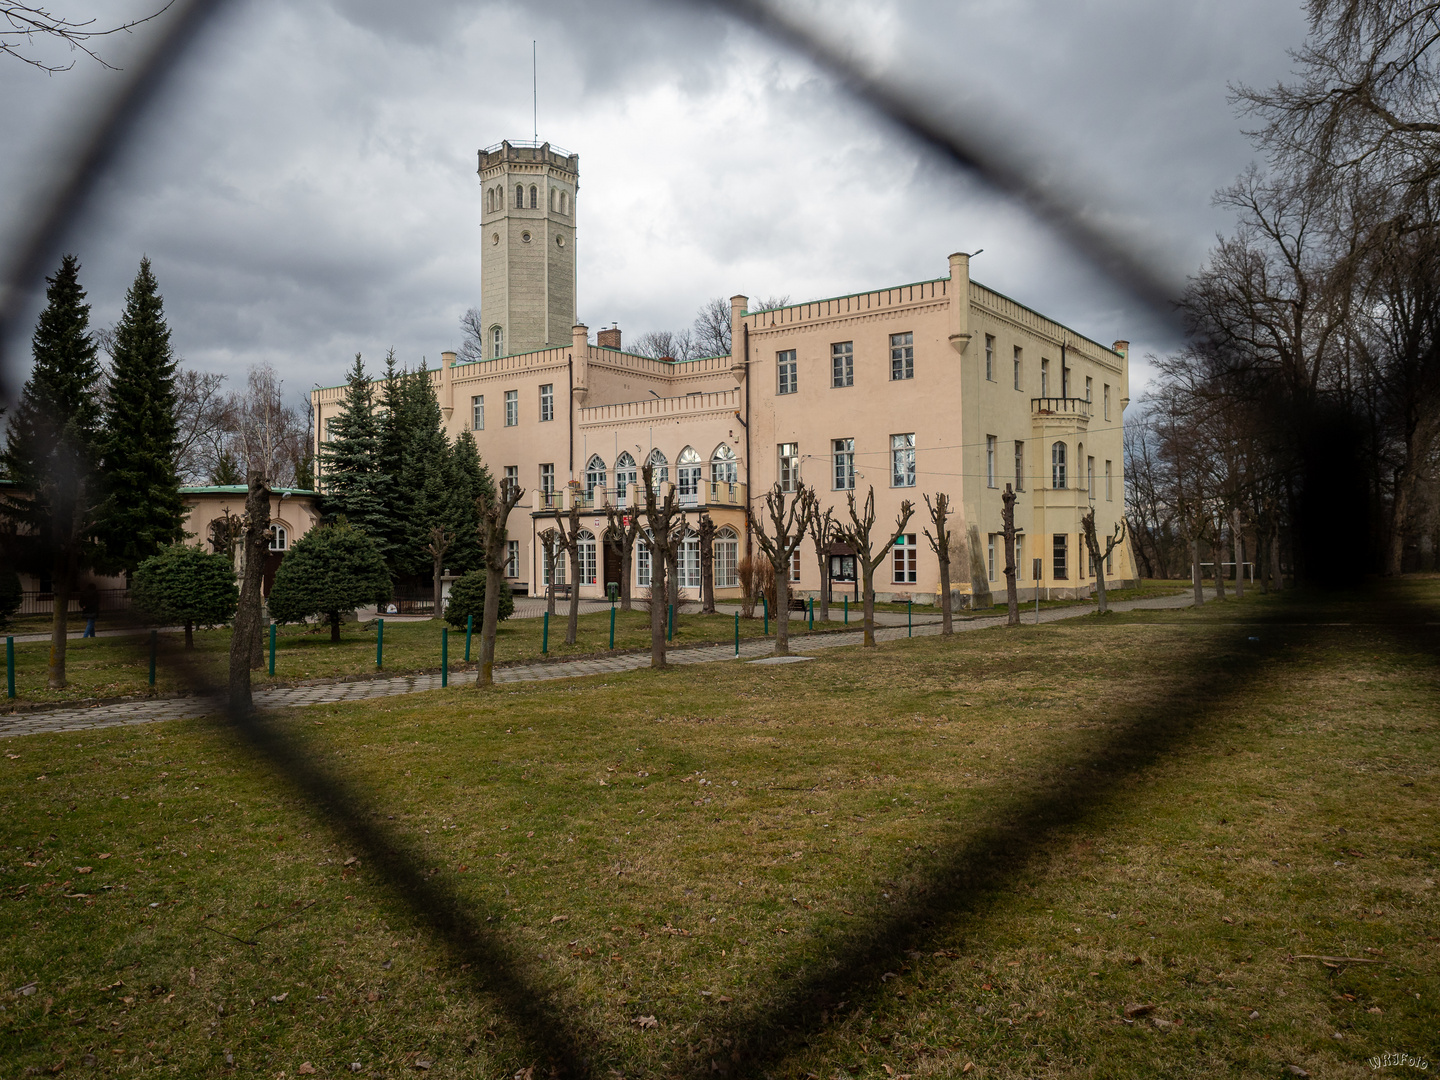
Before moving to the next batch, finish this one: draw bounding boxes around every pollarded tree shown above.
[805,501,838,623]
[1081,507,1127,614]
[604,501,643,612]
[836,486,915,648]
[130,544,238,648]
[749,482,815,657]
[922,492,955,635]
[551,502,583,645]
[638,463,687,669]
[267,519,392,642]
[474,478,526,687]
[99,257,186,570]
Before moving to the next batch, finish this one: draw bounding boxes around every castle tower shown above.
[477,140,579,358]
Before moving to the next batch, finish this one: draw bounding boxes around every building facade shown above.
[312,141,1137,605]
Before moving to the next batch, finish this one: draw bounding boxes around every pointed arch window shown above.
[529,185,538,208]
[615,452,637,506]
[710,443,738,485]
[646,448,669,493]
[491,326,503,359]
[1051,441,1067,489]
[585,455,607,500]
[714,526,739,588]
[560,191,569,215]
[576,529,597,585]
[515,184,524,208]
[677,446,702,506]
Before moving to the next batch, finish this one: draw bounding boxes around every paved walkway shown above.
[0,591,1203,740]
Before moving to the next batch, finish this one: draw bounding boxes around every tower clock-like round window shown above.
[556,234,565,248]
[521,231,532,244]
[491,232,499,245]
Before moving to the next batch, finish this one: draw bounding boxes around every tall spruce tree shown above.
[319,353,393,552]
[0,255,105,688]
[99,257,185,569]
[446,430,491,573]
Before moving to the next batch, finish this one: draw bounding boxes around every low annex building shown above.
[311,140,1137,604]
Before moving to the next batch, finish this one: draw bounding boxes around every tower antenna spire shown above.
[532,40,537,143]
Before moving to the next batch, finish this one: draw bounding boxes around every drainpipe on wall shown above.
[568,354,574,480]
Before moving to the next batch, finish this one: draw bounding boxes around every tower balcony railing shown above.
[1031,396,1092,416]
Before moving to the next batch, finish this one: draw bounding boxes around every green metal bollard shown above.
[148,629,157,686]
[441,627,449,687]
[762,595,769,635]
[667,603,674,641]
[5,637,13,699]
[376,617,384,669]
[609,603,616,649]
[542,611,549,655]
[465,614,473,662]
[808,596,814,631]
[268,622,276,676]
[844,596,849,624]
[734,612,739,657]
[908,599,913,637]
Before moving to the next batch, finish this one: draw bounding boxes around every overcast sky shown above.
[1,0,1311,405]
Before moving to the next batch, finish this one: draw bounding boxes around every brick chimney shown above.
[597,326,622,350]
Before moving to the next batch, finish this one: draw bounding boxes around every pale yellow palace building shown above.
[311,140,1138,604]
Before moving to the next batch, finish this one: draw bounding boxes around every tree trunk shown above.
[650,542,668,669]
[700,520,716,615]
[229,474,270,712]
[1002,485,1019,626]
[620,542,633,612]
[861,559,876,648]
[1191,537,1204,605]
[1270,520,1284,591]
[774,553,791,656]
[478,564,502,686]
[1232,509,1245,599]
[1255,526,1270,594]
[817,560,830,623]
[1094,546,1109,613]
[937,552,952,635]
[185,619,194,649]
[47,554,73,689]
[1214,533,1227,600]
[433,555,445,619]
[566,576,580,645]
[966,524,993,609]
[330,610,341,642]
[1387,464,1416,576]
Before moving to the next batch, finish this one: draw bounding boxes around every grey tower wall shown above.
[477,141,578,357]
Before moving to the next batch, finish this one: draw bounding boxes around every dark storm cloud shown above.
[1,0,1309,407]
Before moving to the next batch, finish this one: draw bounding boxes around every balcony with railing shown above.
[1031,397,1093,416]
[532,481,748,518]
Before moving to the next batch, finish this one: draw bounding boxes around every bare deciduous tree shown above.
[631,329,695,361]
[691,297,732,358]
[638,463,686,668]
[698,511,716,614]
[836,486,914,648]
[425,525,451,619]
[1001,483,1020,625]
[604,502,643,612]
[805,499,838,624]
[749,482,815,656]
[2,1,173,73]
[474,478,525,687]
[228,473,270,712]
[550,503,583,645]
[922,492,955,635]
[457,307,486,363]
[1081,507,1126,614]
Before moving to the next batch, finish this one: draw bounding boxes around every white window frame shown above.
[1104,384,1111,420]
[471,394,484,431]
[1085,375,1093,403]
[679,535,701,590]
[1014,440,1025,491]
[891,432,916,488]
[585,455,606,499]
[1040,358,1050,397]
[492,326,503,358]
[892,533,917,583]
[831,341,853,388]
[890,332,914,381]
[987,533,996,581]
[778,443,799,493]
[1105,460,1113,501]
[986,435,997,488]
[777,350,798,395]
[504,389,518,427]
[833,437,854,491]
[269,525,288,552]
[1051,441,1067,489]
[577,530,597,585]
[540,383,554,422]
[506,539,519,578]
[714,528,739,588]
[1087,455,1095,493]
[789,549,802,584]
[985,334,995,381]
[636,535,652,588]
[539,463,555,495]
[710,444,738,485]
[1013,346,1022,390]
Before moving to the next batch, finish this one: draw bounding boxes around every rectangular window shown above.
[324,418,336,442]
[1053,533,1068,580]
[1013,346,1022,390]
[984,334,995,381]
[831,342,853,388]
[1085,375,1093,403]
[987,534,996,581]
[890,332,914,380]
[715,534,738,588]
[778,443,799,492]
[471,395,484,431]
[539,383,554,422]
[1015,534,1024,581]
[680,537,701,590]
[1105,459,1113,501]
[1107,548,1114,576]
[833,438,855,490]
[891,432,916,488]
[503,465,518,492]
[539,463,555,495]
[986,435,997,488]
[777,350,798,395]
[504,389,518,427]
[1040,358,1050,397]
[789,550,802,584]
[505,539,519,578]
[1087,455,1095,493]
[892,534,917,583]
[1104,384,1111,420]
[1087,541,1096,579]
[636,540,651,588]
[1014,440,1025,491]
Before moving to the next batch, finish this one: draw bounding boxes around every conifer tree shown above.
[99,257,185,569]
[0,255,105,688]
[319,353,393,552]
[445,430,491,572]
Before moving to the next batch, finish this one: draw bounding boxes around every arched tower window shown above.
[515,184,524,208]
[492,326,504,359]
[585,455,606,499]
[710,443,738,485]
[1051,441,1067,489]
[560,191,569,215]
[485,188,493,213]
[550,187,557,211]
[529,185,538,208]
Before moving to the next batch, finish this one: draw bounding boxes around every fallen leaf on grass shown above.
[298,1065,316,1075]
[550,915,569,923]
[962,1065,975,1074]
[76,867,92,874]
[1123,1004,1155,1018]
[1221,916,1234,925]
[269,993,288,1003]
[633,1015,658,1029]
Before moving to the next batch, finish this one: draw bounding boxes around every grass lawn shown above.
[2,608,790,707]
[1,582,1436,1077]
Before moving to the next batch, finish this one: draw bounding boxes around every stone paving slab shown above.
[0,590,1204,739]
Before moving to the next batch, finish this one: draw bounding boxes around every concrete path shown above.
[0,590,1203,740]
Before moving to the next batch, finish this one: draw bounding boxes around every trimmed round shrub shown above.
[444,570,513,629]
[130,545,238,647]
